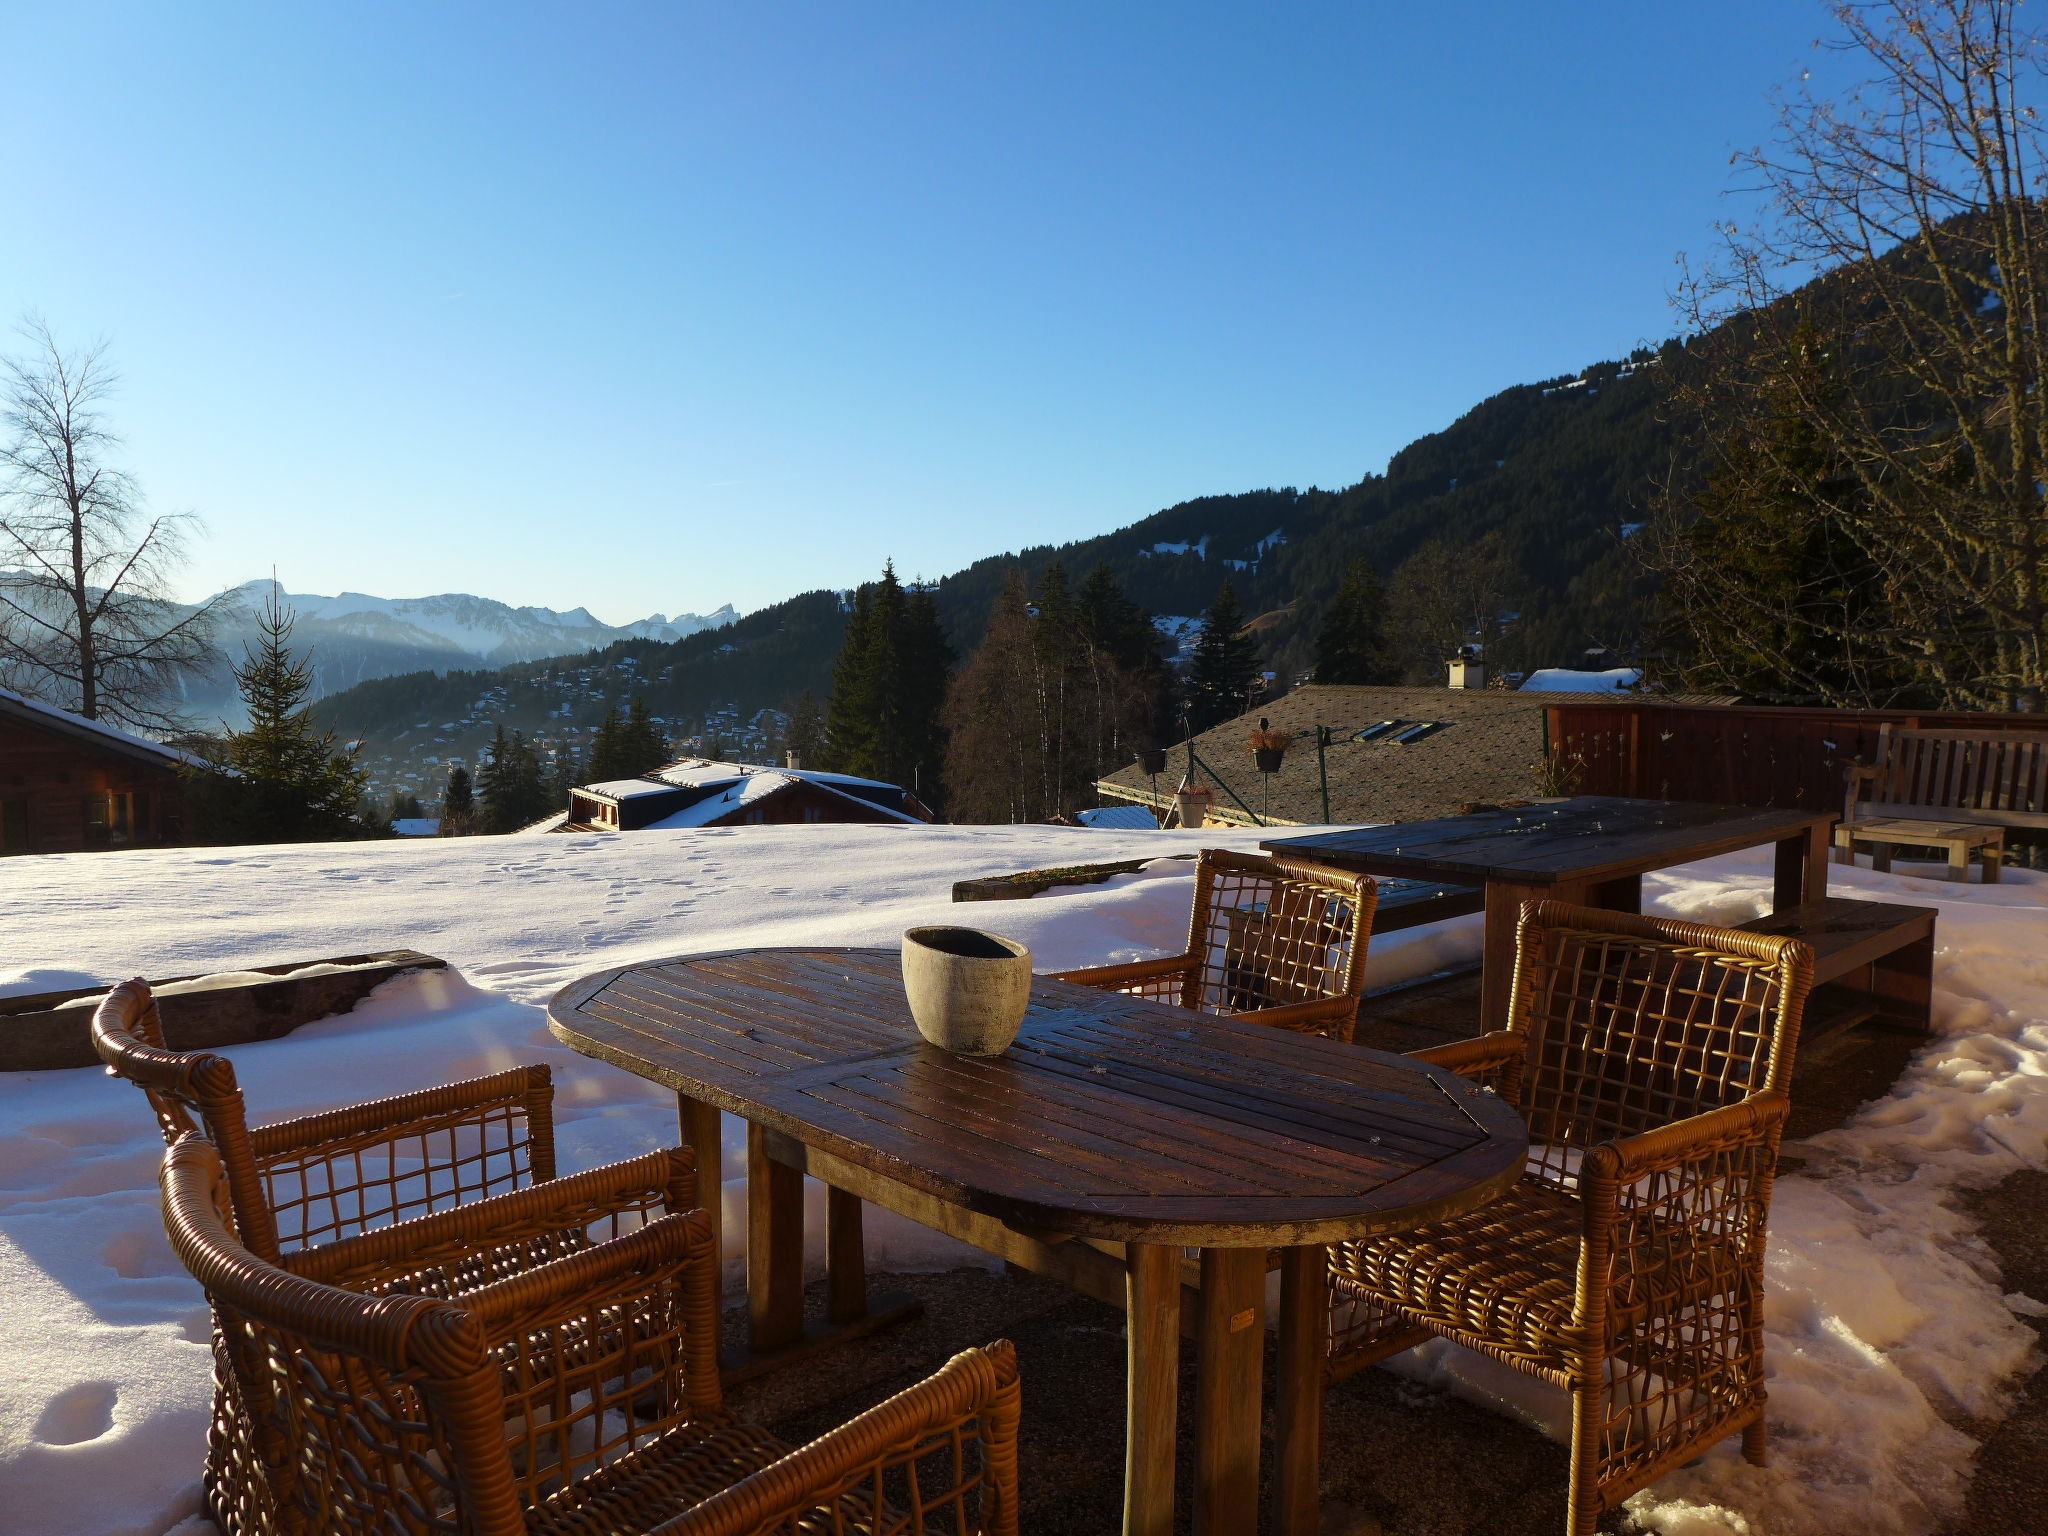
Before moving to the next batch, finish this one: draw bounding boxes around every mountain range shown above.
[314,342,1680,801]
[170,584,736,726]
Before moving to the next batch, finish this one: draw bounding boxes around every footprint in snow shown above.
[36,1382,117,1446]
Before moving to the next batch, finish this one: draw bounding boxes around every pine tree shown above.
[821,563,952,796]
[478,727,550,833]
[1314,558,1399,685]
[896,579,954,807]
[586,705,627,782]
[624,695,668,773]
[204,587,371,842]
[823,585,877,773]
[1186,582,1262,733]
[441,764,475,835]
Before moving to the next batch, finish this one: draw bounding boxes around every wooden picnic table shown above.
[1263,795,1836,1031]
[549,946,1527,1536]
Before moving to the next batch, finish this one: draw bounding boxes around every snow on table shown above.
[0,824,2044,1536]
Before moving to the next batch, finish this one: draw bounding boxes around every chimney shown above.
[1447,651,1486,690]
[785,751,803,770]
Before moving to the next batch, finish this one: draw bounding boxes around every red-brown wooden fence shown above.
[1547,702,2048,812]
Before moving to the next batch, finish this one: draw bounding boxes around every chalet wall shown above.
[1548,702,2048,812]
[0,719,190,855]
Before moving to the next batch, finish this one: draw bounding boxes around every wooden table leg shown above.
[826,1186,867,1326]
[1483,880,1566,1032]
[747,1122,805,1353]
[1272,1245,1326,1536]
[677,1093,723,1285]
[1195,1248,1265,1536]
[1125,1243,1181,1536]
[1775,822,1831,908]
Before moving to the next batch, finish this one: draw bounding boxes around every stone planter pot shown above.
[901,926,1033,1056]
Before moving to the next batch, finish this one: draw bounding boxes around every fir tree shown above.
[203,587,371,843]
[586,705,627,781]
[477,726,551,833]
[823,584,877,773]
[441,764,475,834]
[624,695,668,773]
[1313,558,1399,685]
[821,563,953,798]
[1186,582,1262,733]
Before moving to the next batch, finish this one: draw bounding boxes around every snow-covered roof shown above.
[0,684,212,769]
[579,777,687,801]
[651,758,897,793]
[1076,805,1161,830]
[1520,667,1643,694]
[640,770,924,830]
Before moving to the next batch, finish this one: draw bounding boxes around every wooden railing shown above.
[1547,702,2048,811]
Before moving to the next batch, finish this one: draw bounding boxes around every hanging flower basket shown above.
[1249,727,1291,775]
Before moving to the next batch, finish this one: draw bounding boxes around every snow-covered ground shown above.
[1,824,2044,1536]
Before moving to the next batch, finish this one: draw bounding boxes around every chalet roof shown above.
[0,685,211,771]
[650,758,900,793]
[1096,685,1633,828]
[641,771,925,830]
[580,777,687,802]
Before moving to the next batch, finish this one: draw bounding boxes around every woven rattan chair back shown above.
[162,1133,720,1535]
[1183,848,1375,1014]
[1505,902,1809,1194]
[94,978,554,1263]
[163,1134,1022,1536]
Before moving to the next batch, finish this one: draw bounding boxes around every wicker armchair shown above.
[1326,902,1813,1536]
[93,976,558,1535]
[163,1133,1023,1536]
[1051,848,1378,1040]
[92,977,558,1261]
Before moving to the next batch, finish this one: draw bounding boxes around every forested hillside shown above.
[320,343,1681,798]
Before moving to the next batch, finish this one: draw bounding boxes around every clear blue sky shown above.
[3,2,1828,621]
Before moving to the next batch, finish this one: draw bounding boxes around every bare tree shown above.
[1664,0,2048,709]
[1382,536,1516,681]
[0,320,222,729]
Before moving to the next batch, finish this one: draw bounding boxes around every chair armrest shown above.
[1234,997,1357,1040]
[460,1206,727,1431]
[1408,1031,1524,1080]
[282,1146,695,1293]
[1583,1091,1790,1186]
[1049,955,1194,995]
[249,1063,554,1166]
[648,1341,1022,1536]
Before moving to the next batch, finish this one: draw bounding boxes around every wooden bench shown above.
[1736,896,1936,1041]
[1839,723,2048,872]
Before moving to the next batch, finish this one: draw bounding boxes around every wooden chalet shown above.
[558,758,935,833]
[0,685,209,854]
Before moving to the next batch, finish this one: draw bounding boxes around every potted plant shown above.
[1249,726,1291,775]
[1138,746,1168,776]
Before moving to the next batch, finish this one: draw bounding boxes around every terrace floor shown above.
[718,973,2045,1536]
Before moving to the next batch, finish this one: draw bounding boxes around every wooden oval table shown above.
[550,946,1527,1536]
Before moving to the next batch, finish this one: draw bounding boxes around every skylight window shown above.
[1352,719,1448,745]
